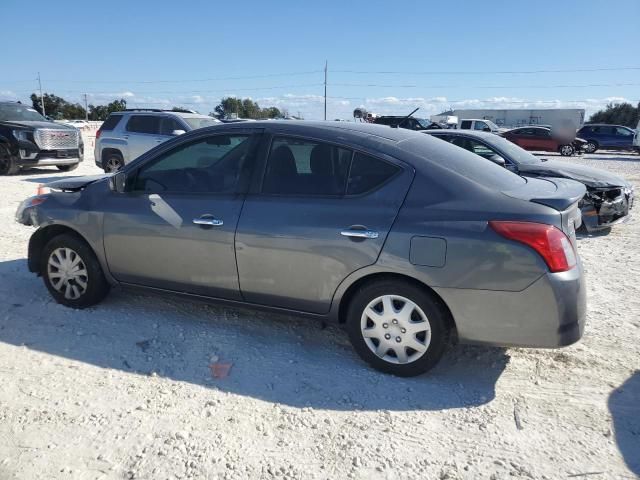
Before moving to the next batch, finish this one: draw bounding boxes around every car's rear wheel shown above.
[346,280,449,376]
[42,234,110,308]
[584,141,598,154]
[103,153,124,173]
[0,144,20,175]
[57,163,79,172]
[559,144,575,156]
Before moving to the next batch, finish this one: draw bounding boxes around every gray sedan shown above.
[16,122,587,376]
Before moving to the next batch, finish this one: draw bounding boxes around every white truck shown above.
[458,118,502,133]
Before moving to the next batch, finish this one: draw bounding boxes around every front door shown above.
[235,135,414,314]
[103,131,260,299]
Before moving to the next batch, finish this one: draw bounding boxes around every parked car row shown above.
[17,122,589,376]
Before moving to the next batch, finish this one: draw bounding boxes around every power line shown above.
[331,82,640,89]
[332,66,640,75]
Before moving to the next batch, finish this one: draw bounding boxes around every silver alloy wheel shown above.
[585,142,597,153]
[105,157,122,172]
[560,145,574,156]
[360,295,431,365]
[47,247,89,300]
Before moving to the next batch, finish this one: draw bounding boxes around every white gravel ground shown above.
[0,140,638,480]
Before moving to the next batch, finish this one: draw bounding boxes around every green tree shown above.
[88,99,127,121]
[214,97,282,120]
[588,102,639,128]
[30,92,86,120]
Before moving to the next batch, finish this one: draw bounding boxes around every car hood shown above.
[47,174,109,191]
[518,159,629,188]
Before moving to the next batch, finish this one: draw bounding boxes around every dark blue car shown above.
[577,124,637,153]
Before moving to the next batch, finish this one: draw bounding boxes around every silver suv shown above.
[94,109,220,172]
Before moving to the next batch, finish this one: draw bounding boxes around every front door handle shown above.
[340,229,379,239]
[193,216,223,227]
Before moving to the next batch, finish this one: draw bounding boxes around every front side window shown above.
[262,137,351,195]
[131,134,252,193]
[473,121,488,131]
[126,115,161,135]
[160,117,185,136]
[616,127,633,136]
[534,128,551,138]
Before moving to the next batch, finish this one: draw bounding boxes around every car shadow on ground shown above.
[0,258,509,412]
[608,371,640,475]
[16,167,78,178]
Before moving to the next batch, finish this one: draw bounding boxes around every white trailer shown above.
[441,109,585,130]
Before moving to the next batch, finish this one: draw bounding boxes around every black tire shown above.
[41,233,110,308]
[103,153,124,173]
[584,141,598,154]
[57,163,79,172]
[559,144,575,156]
[0,143,20,175]
[346,279,449,377]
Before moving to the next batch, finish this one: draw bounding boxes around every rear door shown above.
[102,129,261,299]
[235,134,414,313]
[533,128,557,151]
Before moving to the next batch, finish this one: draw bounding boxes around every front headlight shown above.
[13,130,29,141]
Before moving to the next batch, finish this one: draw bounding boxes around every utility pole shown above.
[83,93,88,121]
[323,60,327,121]
[37,72,45,117]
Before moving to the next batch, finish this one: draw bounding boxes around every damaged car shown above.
[426,130,634,232]
[16,122,587,377]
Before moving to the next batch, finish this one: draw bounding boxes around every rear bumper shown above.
[434,261,586,348]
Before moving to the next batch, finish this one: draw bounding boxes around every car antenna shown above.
[392,107,420,128]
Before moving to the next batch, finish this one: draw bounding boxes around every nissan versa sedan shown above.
[16,122,587,377]
[427,130,634,232]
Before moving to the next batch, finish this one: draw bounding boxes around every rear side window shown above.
[101,114,122,131]
[262,137,351,195]
[126,115,161,134]
[261,137,400,196]
[347,153,399,195]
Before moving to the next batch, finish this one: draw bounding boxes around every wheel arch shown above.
[28,224,94,275]
[336,272,457,338]
[100,147,124,167]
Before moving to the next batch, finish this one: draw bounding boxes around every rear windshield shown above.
[101,114,122,131]
[398,134,526,189]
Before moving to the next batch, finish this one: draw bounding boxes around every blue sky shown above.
[1,0,638,119]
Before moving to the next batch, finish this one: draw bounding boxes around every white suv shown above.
[94,109,221,172]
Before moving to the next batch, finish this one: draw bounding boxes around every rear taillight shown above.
[489,221,577,273]
[95,129,102,139]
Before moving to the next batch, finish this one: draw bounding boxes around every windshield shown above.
[484,120,499,131]
[488,135,542,165]
[181,116,221,130]
[416,118,433,128]
[0,104,47,122]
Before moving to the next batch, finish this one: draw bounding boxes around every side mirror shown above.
[171,129,186,136]
[488,154,506,167]
[482,127,491,132]
[109,171,127,193]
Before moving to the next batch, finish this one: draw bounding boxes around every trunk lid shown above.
[502,176,585,243]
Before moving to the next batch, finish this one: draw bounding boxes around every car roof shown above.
[426,129,499,139]
[582,123,628,128]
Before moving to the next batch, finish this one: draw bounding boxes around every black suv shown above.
[0,101,84,175]
[373,116,441,131]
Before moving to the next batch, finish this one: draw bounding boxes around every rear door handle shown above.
[193,216,223,226]
[340,229,379,239]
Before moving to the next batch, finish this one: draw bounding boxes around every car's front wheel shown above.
[103,153,124,173]
[559,144,575,156]
[584,141,598,154]
[0,144,20,175]
[346,279,449,376]
[42,233,110,308]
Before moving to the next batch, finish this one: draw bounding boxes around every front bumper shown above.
[580,188,634,232]
[434,261,586,348]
